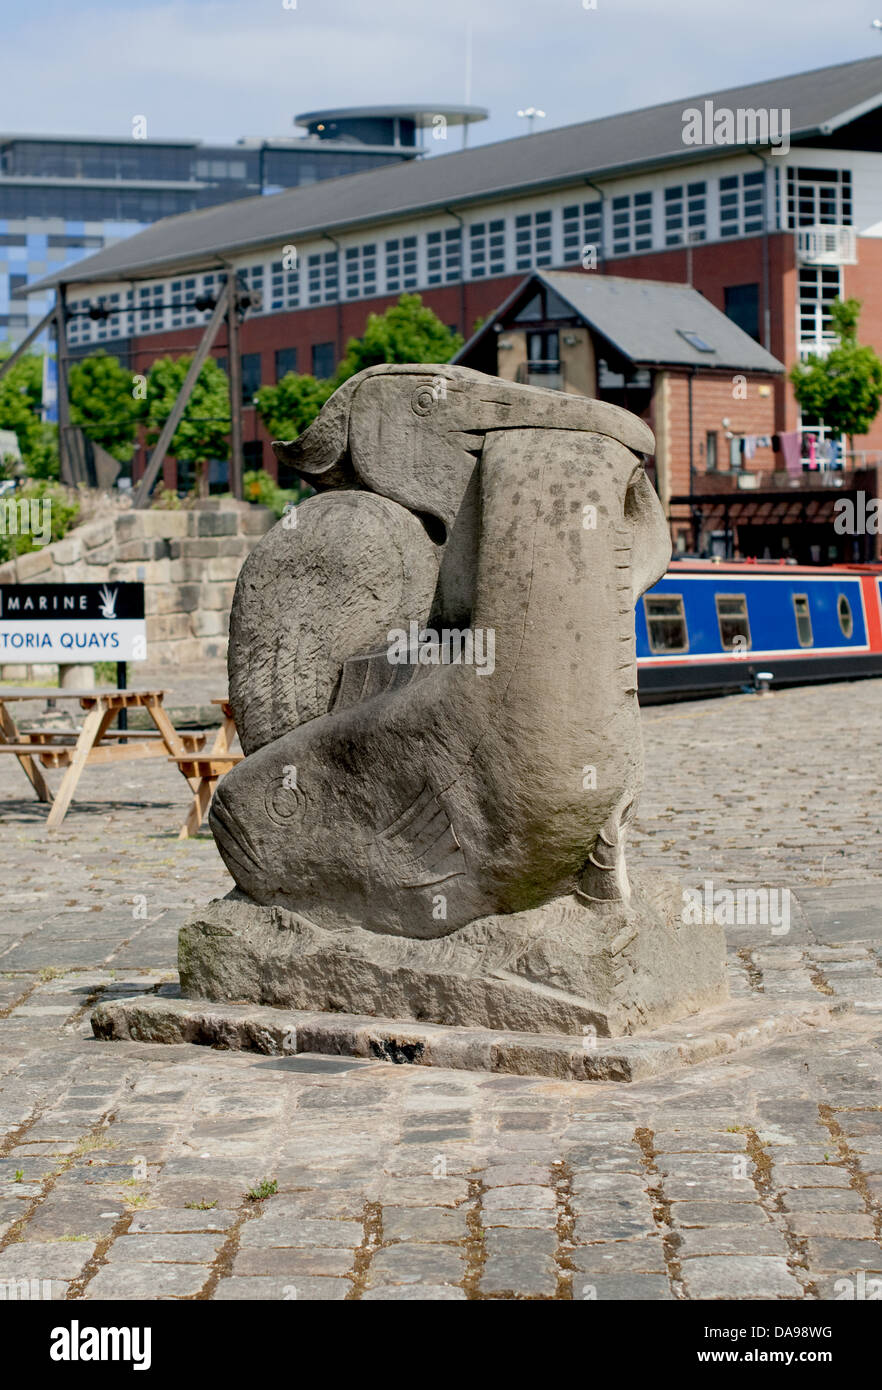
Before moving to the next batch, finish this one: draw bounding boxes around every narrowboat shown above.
[637,559,882,701]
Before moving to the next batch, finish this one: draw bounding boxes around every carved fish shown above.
[211,364,670,939]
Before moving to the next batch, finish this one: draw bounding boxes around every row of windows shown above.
[60,164,854,346]
[644,592,855,654]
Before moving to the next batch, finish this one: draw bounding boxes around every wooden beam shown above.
[133,281,231,508]
[0,306,56,381]
[226,269,244,500]
[54,287,75,487]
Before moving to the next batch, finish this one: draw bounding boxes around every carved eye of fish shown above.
[410,384,437,417]
[264,777,303,827]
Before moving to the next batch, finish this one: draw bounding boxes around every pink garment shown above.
[778,430,802,477]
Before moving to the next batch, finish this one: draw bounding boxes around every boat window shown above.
[793,594,813,647]
[644,594,688,652]
[716,594,751,650]
[838,593,854,638]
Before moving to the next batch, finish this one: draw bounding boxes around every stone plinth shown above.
[178,873,727,1038]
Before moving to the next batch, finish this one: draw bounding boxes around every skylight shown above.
[677,329,715,353]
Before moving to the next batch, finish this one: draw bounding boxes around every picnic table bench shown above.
[170,698,243,838]
[0,688,205,830]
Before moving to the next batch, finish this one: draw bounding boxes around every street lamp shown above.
[517,106,546,134]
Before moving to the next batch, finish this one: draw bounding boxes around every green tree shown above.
[334,293,463,381]
[145,355,230,496]
[253,295,462,446]
[790,297,882,455]
[68,350,144,464]
[253,372,335,442]
[0,479,79,564]
[0,347,59,478]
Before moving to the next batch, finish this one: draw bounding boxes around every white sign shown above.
[0,583,147,661]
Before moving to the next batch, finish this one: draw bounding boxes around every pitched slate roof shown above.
[457,271,785,373]
[26,54,882,292]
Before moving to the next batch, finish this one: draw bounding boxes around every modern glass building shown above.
[0,106,487,345]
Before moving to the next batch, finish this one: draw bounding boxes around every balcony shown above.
[689,467,874,496]
[796,225,857,266]
[516,359,563,390]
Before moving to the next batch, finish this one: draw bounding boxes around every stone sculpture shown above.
[180,364,727,1035]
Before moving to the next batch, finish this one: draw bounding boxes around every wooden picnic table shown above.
[0,688,205,830]
[170,698,243,839]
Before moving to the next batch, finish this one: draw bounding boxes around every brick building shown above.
[456,270,789,556]
[27,55,882,560]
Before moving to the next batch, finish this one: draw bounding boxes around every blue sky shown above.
[6,0,882,148]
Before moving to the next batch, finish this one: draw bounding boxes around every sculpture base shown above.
[177,873,728,1038]
[90,990,847,1085]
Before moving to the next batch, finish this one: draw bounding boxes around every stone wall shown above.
[0,499,274,672]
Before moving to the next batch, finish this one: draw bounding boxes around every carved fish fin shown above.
[376,783,467,887]
[331,648,430,713]
[577,794,636,904]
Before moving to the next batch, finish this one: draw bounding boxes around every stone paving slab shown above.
[1,680,881,1300]
[89,986,850,1084]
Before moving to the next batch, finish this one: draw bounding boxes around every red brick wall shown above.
[124,229,882,486]
[844,237,882,457]
[662,370,779,498]
[128,275,523,483]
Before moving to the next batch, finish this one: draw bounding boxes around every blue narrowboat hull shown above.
[636,563,882,701]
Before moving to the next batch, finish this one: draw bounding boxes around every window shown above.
[241,352,261,405]
[526,329,559,375]
[719,170,764,238]
[838,594,853,638]
[469,222,487,277]
[307,250,338,305]
[611,191,653,256]
[487,218,506,275]
[8,273,27,298]
[312,341,335,379]
[384,238,400,291]
[343,243,377,300]
[793,594,813,647]
[706,430,718,472]
[514,210,553,271]
[644,594,688,652]
[469,218,502,275]
[716,594,751,650]
[425,227,461,285]
[243,440,264,472]
[724,283,760,342]
[664,182,706,245]
[270,257,300,312]
[384,235,418,293]
[562,200,603,264]
[798,266,841,345]
[401,235,418,289]
[787,168,852,228]
[677,329,714,353]
[275,347,297,380]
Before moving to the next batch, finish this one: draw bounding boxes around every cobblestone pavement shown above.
[0,679,880,1300]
